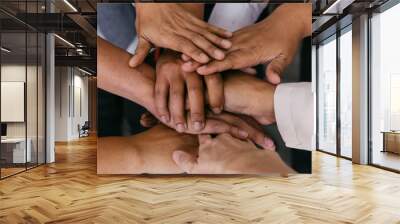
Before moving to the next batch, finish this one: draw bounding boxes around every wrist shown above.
[228,150,294,174]
[252,81,276,125]
[225,150,272,174]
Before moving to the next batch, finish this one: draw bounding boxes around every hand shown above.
[194,4,311,84]
[98,38,273,148]
[173,133,294,174]
[222,71,276,125]
[140,110,274,150]
[155,50,224,132]
[129,3,232,67]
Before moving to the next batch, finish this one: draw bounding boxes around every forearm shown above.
[97,137,144,174]
[180,3,204,19]
[97,37,155,111]
[98,125,198,174]
[222,71,276,125]
[228,150,295,174]
[273,3,312,39]
[98,135,182,174]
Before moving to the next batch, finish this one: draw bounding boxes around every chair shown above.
[78,121,90,138]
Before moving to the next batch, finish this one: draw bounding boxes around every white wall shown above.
[54,67,89,141]
[1,65,39,138]
[1,63,46,164]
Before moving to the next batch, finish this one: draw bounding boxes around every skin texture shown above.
[98,125,294,174]
[129,3,233,67]
[97,37,273,148]
[98,125,197,174]
[139,72,278,148]
[173,133,294,174]
[182,3,312,85]
[222,71,276,126]
[155,50,224,133]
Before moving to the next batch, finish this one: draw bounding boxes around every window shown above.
[339,28,352,158]
[370,2,400,171]
[0,2,47,179]
[317,36,337,154]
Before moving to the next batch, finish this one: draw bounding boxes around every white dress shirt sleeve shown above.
[208,3,268,32]
[274,82,315,151]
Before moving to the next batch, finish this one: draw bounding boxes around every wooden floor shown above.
[1,135,400,224]
[372,150,400,171]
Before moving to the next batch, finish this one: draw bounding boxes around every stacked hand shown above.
[100,3,313,175]
[180,3,312,85]
[129,3,232,67]
[173,133,293,174]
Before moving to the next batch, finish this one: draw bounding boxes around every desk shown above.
[382,131,400,154]
[1,138,31,164]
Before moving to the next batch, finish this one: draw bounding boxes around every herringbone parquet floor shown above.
[1,135,400,224]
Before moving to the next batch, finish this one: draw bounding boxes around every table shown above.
[1,138,31,164]
[382,131,400,154]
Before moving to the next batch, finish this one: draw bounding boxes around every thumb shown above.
[172,151,197,174]
[265,57,287,85]
[129,37,152,67]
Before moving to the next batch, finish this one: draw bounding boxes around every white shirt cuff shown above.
[274,82,314,151]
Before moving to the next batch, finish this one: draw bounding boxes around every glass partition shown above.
[317,36,337,154]
[0,1,46,179]
[1,30,28,177]
[370,3,400,171]
[339,28,352,158]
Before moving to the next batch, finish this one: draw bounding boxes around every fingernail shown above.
[199,53,209,62]
[212,107,222,114]
[176,123,185,133]
[197,65,207,74]
[225,31,233,37]
[221,39,232,48]
[239,130,248,138]
[193,121,203,131]
[264,138,275,148]
[214,49,225,60]
[161,115,169,123]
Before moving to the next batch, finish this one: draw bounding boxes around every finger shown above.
[154,77,170,123]
[172,36,209,64]
[140,112,158,128]
[181,54,191,61]
[204,74,224,114]
[185,73,205,131]
[172,150,197,174]
[194,118,231,134]
[189,16,233,38]
[217,132,239,142]
[266,57,287,85]
[169,79,186,133]
[181,60,202,73]
[198,134,212,145]
[197,54,236,75]
[205,24,233,38]
[180,30,225,60]
[200,31,232,49]
[240,67,257,75]
[210,113,275,150]
[186,24,232,50]
[129,37,152,67]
